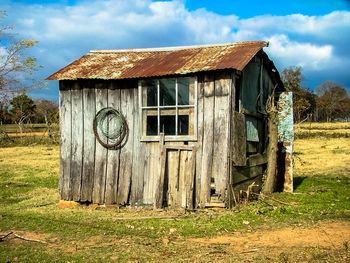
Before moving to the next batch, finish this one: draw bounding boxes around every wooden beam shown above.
[247,153,267,167]
[165,145,194,151]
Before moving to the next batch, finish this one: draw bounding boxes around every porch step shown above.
[205,202,226,208]
[210,195,222,203]
[205,194,226,208]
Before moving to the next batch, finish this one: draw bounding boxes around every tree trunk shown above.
[262,111,279,194]
[44,115,52,138]
[18,121,24,134]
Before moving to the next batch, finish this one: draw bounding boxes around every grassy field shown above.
[0,124,59,147]
[0,123,349,262]
[294,121,350,139]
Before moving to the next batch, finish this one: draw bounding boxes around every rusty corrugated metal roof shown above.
[46,41,269,80]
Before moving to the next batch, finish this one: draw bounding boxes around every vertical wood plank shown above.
[117,87,134,205]
[199,74,215,207]
[130,85,145,205]
[227,74,236,208]
[189,76,204,208]
[59,82,72,201]
[105,82,121,204]
[70,83,83,201]
[154,134,165,209]
[167,150,180,207]
[81,81,95,202]
[231,112,247,166]
[93,82,108,204]
[212,73,231,199]
[179,150,188,208]
[142,143,152,204]
[185,150,196,210]
[149,142,160,205]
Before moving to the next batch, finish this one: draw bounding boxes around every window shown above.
[139,77,197,141]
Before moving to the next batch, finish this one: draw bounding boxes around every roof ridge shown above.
[89,41,268,54]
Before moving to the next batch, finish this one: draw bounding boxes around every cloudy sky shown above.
[2,0,350,100]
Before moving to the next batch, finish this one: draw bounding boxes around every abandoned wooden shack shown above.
[47,41,293,209]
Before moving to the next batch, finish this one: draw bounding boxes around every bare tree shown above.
[0,10,42,96]
[316,81,349,122]
[281,66,315,123]
[9,94,36,133]
[34,98,59,138]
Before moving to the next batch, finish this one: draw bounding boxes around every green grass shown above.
[0,136,350,262]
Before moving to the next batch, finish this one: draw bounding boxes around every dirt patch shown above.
[57,200,79,208]
[191,220,350,253]
[1,231,52,245]
[2,221,349,262]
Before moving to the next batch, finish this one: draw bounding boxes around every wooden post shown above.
[276,92,294,193]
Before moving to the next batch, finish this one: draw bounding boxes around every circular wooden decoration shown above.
[93,107,127,149]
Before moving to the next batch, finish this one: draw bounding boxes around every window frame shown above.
[138,76,198,142]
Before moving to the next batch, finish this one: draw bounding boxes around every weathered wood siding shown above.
[59,81,72,200]
[105,83,120,204]
[59,79,144,205]
[195,72,233,207]
[59,68,273,207]
[228,54,281,204]
[81,81,95,202]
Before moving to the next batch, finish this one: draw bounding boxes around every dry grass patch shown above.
[0,146,59,179]
[294,137,350,178]
[296,122,350,130]
[294,122,350,139]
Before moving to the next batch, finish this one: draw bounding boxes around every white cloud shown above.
[2,0,349,97]
[238,11,350,38]
[267,34,333,70]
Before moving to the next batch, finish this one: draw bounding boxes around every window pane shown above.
[178,115,189,135]
[146,115,158,136]
[143,80,157,106]
[160,115,175,135]
[160,79,176,106]
[178,78,190,105]
[246,116,259,142]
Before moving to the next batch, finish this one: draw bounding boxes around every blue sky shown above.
[2,0,350,100]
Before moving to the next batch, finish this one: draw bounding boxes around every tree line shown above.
[281,66,350,123]
[0,94,58,132]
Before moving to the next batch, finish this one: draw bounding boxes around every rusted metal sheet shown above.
[277,92,294,193]
[47,41,268,80]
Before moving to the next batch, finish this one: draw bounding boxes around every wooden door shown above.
[158,147,196,209]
